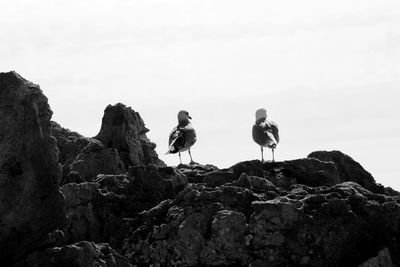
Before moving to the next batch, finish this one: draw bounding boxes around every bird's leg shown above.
[178,152,182,165]
[261,146,264,163]
[188,149,194,165]
[272,148,275,162]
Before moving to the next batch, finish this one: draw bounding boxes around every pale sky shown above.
[1,0,400,189]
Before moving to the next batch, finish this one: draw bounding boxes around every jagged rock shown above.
[385,186,400,197]
[61,181,129,247]
[230,160,298,189]
[50,121,89,166]
[121,183,264,266]
[60,164,188,250]
[229,154,385,192]
[228,173,281,194]
[308,150,385,194]
[3,72,400,267]
[122,178,400,266]
[0,72,66,263]
[67,139,126,182]
[50,121,91,183]
[95,103,164,168]
[177,163,219,183]
[15,241,132,267]
[51,123,127,184]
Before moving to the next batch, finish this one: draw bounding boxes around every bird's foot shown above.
[189,160,198,165]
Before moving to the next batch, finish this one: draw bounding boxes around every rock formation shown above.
[0,72,66,263]
[1,72,399,266]
[95,103,165,168]
[122,163,400,266]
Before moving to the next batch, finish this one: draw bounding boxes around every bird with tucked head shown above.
[252,108,279,162]
[166,110,197,165]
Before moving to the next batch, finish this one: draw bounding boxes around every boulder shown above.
[0,71,66,263]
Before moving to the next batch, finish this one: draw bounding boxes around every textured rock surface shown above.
[122,174,400,266]
[50,121,89,167]
[177,163,219,183]
[308,150,385,194]
[127,164,188,212]
[0,72,66,263]
[2,72,400,267]
[67,139,126,182]
[50,121,91,183]
[95,103,164,168]
[15,241,132,267]
[60,165,188,250]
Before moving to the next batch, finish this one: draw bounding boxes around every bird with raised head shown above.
[166,110,197,165]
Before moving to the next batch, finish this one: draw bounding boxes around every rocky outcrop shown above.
[60,165,188,250]
[308,150,385,194]
[51,103,165,185]
[0,72,66,263]
[95,103,164,168]
[2,72,399,266]
[122,174,400,266]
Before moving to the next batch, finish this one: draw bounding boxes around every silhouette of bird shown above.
[252,108,279,162]
[166,110,197,165]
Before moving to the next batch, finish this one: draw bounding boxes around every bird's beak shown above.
[188,115,192,120]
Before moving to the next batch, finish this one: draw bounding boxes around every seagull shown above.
[252,108,279,162]
[166,110,197,165]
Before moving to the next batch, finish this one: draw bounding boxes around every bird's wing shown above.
[168,126,187,153]
[168,126,179,146]
[268,121,279,144]
[260,121,279,147]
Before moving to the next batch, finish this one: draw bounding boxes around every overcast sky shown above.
[1,0,400,189]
